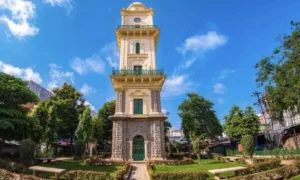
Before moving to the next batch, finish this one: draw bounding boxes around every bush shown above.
[0,169,43,180]
[151,172,209,180]
[169,152,185,160]
[0,159,26,173]
[115,161,131,180]
[19,139,36,166]
[230,161,300,180]
[0,169,16,179]
[65,170,113,180]
[85,156,125,166]
[149,157,193,165]
[74,140,86,159]
[241,135,254,159]
[236,159,281,176]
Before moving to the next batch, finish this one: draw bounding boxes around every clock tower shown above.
[110,2,167,161]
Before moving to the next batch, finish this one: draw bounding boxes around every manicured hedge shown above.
[115,161,130,180]
[65,170,113,180]
[0,159,26,173]
[150,172,209,180]
[0,169,43,180]
[230,161,300,180]
[85,156,126,166]
[236,159,281,176]
[149,158,193,165]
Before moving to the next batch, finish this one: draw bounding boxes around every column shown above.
[144,141,149,160]
[150,120,163,160]
[129,141,133,160]
[157,91,161,113]
[151,90,159,114]
[111,120,124,160]
[115,90,125,115]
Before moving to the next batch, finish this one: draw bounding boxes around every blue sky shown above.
[1,0,299,129]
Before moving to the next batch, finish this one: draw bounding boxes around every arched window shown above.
[135,42,140,54]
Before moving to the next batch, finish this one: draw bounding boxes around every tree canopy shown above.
[31,101,58,150]
[255,21,300,121]
[224,105,260,141]
[93,100,115,151]
[50,83,85,146]
[178,93,222,156]
[76,106,93,146]
[0,73,38,151]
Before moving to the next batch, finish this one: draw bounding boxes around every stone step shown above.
[131,161,146,164]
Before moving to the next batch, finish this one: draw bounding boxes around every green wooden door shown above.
[134,66,142,74]
[134,99,143,114]
[133,135,145,161]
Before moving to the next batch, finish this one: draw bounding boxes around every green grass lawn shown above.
[25,159,123,179]
[290,175,300,180]
[153,159,247,179]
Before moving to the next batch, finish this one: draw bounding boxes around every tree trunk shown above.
[0,140,4,155]
[197,153,201,164]
[70,134,73,156]
[188,140,191,158]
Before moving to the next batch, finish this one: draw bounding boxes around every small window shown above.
[134,99,143,114]
[135,43,140,54]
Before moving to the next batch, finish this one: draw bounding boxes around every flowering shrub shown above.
[151,172,209,180]
[230,161,300,180]
[85,156,125,166]
[65,170,113,180]
[236,159,281,176]
[149,157,193,165]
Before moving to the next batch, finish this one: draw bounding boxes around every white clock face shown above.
[134,18,141,23]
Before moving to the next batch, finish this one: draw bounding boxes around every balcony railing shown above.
[112,69,164,75]
[117,25,158,29]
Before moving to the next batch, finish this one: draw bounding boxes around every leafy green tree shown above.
[255,21,300,121]
[31,101,58,153]
[172,141,180,153]
[76,106,93,148]
[74,140,85,159]
[92,115,103,154]
[95,100,115,143]
[0,73,38,152]
[19,139,36,166]
[178,93,223,157]
[241,135,255,161]
[50,83,85,151]
[192,136,206,164]
[224,105,260,141]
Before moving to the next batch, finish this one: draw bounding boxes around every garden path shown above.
[129,162,149,180]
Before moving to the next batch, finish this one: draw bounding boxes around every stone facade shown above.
[110,2,167,161]
[111,117,166,160]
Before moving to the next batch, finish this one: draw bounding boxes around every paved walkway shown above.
[129,163,149,180]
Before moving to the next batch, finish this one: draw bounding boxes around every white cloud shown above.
[161,108,169,115]
[84,101,96,111]
[70,55,105,75]
[176,31,228,68]
[216,98,224,104]
[0,0,39,38]
[213,83,227,94]
[162,74,192,97]
[0,61,42,83]
[101,42,119,69]
[218,69,236,79]
[48,63,74,89]
[43,0,74,14]
[80,83,96,96]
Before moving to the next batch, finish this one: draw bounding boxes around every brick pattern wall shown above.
[111,120,124,160]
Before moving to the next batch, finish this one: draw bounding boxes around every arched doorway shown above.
[133,135,144,161]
